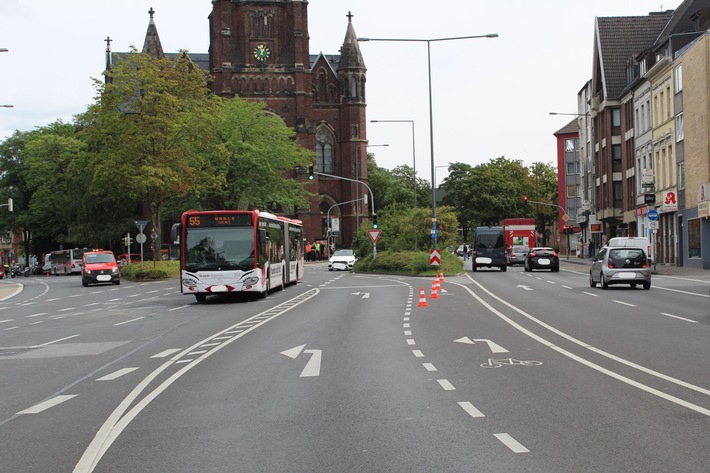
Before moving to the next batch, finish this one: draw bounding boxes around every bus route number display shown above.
[186,214,252,227]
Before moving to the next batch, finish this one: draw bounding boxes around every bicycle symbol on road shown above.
[480,358,542,368]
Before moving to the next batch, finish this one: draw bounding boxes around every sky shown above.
[0,0,683,186]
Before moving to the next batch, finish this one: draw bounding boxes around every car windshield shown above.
[332,250,354,258]
[85,254,115,264]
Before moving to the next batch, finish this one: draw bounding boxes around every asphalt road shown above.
[0,263,708,472]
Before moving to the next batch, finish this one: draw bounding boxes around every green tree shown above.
[80,49,223,257]
[204,98,313,211]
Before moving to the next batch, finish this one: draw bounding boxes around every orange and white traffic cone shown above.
[435,274,443,293]
[417,287,429,307]
[430,275,439,299]
[439,270,445,282]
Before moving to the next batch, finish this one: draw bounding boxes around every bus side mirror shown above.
[171,223,181,242]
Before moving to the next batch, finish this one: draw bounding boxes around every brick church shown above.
[111,1,370,248]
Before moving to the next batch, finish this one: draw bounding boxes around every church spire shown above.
[142,7,165,59]
[338,11,365,71]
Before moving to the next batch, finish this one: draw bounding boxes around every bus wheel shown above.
[195,294,207,303]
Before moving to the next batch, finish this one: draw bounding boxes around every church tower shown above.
[208,1,368,248]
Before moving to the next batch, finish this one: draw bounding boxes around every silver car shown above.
[508,245,529,266]
[589,246,651,289]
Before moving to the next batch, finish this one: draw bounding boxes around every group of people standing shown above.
[305,241,326,261]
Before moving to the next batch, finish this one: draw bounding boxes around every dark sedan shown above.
[524,247,559,272]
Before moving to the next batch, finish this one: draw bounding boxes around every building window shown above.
[612,144,622,163]
[612,108,621,127]
[250,14,273,39]
[567,185,576,198]
[678,162,685,190]
[676,113,684,142]
[565,138,575,152]
[316,129,335,174]
[688,218,700,258]
[566,161,579,175]
[674,65,683,92]
[613,181,623,201]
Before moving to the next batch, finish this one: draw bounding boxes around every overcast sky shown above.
[0,0,682,185]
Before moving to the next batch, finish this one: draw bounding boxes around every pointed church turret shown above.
[337,11,366,103]
[142,7,165,59]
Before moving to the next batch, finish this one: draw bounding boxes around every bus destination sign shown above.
[186,213,252,227]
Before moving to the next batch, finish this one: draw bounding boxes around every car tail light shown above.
[552,251,558,257]
[607,261,615,269]
[530,250,537,257]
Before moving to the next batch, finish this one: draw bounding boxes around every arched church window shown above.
[316,129,335,174]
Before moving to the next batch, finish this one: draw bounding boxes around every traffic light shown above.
[523,196,528,205]
[308,164,314,180]
[372,214,378,229]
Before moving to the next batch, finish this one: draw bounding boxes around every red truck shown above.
[499,218,537,249]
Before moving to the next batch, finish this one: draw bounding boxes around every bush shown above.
[353,250,463,276]
[120,260,180,281]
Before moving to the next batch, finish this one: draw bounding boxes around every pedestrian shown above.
[462,244,469,260]
[314,241,321,261]
[305,242,312,262]
[588,239,595,260]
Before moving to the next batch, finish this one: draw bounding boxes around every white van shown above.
[607,237,653,264]
[42,254,53,274]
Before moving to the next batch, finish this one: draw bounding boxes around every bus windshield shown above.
[185,227,256,272]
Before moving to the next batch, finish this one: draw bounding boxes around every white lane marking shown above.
[547,281,556,284]
[151,349,181,358]
[561,285,573,289]
[26,313,47,318]
[473,338,509,354]
[113,317,145,326]
[167,305,189,312]
[0,319,13,324]
[403,317,410,321]
[412,350,424,358]
[461,276,710,416]
[36,334,80,347]
[582,291,598,297]
[58,307,76,312]
[494,433,530,453]
[422,363,437,372]
[188,350,208,356]
[403,323,410,328]
[458,401,485,418]
[406,339,416,346]
[654,286,710,297]
[3,326,18,331]
[404,331,412,336]
[660,312,699,323]
[96,368,139,381]
[437,379,456,391]
[613,300,636,307]
[45,298,61,302]
[18,395,77,414]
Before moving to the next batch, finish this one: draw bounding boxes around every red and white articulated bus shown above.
[172,210,304,303]
[50,248,93,275]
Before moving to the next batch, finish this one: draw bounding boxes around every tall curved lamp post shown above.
[359,34,498,252]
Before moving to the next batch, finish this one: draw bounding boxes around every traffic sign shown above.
[429,249,441,266]
[367,229,381,244]
[647,209,659,221]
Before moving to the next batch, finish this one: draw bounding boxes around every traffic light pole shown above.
[313,171,376,219]
[326,198,364,258]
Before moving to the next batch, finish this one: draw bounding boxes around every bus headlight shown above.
[182,278,198,289]
[243,275,260,286]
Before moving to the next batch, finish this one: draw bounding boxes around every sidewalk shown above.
[561,255,707,276]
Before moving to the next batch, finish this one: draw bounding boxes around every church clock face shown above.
[254,44,271,62]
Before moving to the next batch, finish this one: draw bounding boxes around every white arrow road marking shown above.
[301,349,322,377]
[517,285,533,291]
[281,345,321,377]
[280,344,306,359]
[454,337,509,353]
[473,339,509,354]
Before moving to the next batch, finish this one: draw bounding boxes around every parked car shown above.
[116,253,142,267]
[472,226,508,272]
[589,246,651,289]
[508,245,529,266]
[82,251,120,286]
[524,247,559,272]
[329,249,356,271]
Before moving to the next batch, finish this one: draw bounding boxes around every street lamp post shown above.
[370,120,416,207]
[359,34,498,253]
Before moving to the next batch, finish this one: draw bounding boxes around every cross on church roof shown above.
[149,7,155,19]
[346,11,353,21]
